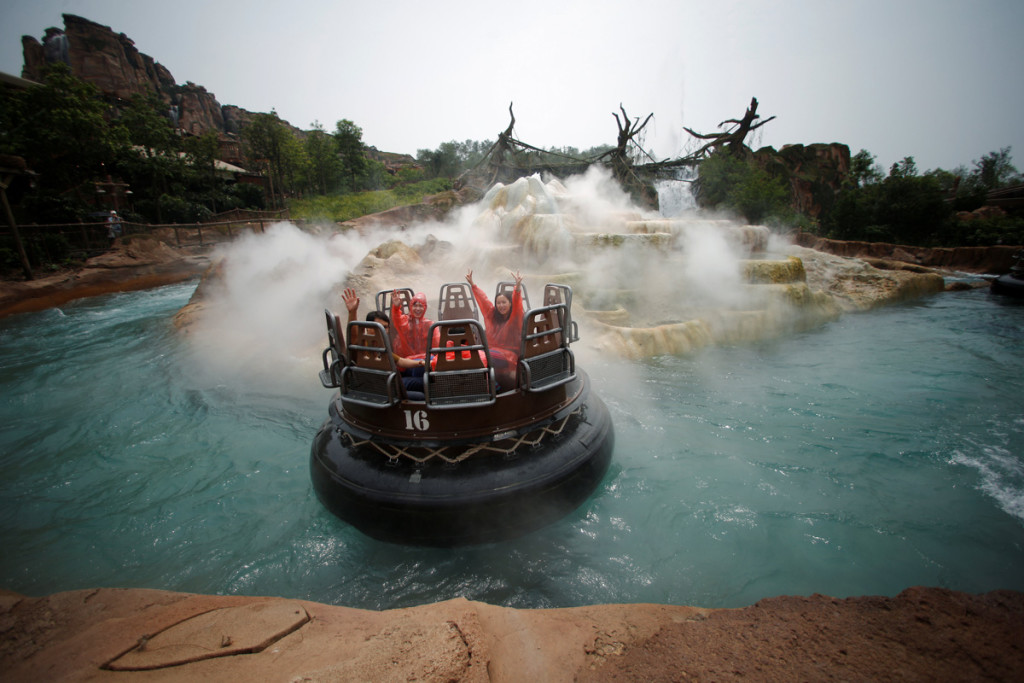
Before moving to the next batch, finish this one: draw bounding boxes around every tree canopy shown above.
[2,66,1021,252]
[0,63,126,218]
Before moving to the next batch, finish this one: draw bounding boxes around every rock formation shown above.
[679,97,852,218]
[2,586,1022,681]
[693,142,852,219]
[169,172,956,363]
[796,232,1022,274]
[0,237,210,318]
[22,15,175,99]
[19,14,293,148]
[761,142,851,218]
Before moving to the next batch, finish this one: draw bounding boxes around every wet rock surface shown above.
[0,237,210,318]
[795,233,1022,274]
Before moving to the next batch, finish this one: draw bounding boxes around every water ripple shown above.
[1,285,1023,608]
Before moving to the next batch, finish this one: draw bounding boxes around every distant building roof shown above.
[0,70,41,90]
[214,159,248,174]
[129,146,251,175]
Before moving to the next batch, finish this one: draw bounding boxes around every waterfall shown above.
[655,166,698,217]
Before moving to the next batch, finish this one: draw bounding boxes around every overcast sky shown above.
[2,0,1022,174]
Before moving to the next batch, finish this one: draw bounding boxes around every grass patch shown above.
[289,179,452,223]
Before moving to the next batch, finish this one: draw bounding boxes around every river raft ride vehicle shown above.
[310,282,615,546]
[990,250,1024,299]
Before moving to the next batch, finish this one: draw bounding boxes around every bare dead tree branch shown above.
[461,98,775,202]
[681,97,776,159]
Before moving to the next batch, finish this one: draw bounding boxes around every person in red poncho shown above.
[342,288,425,396]
[465,269,525,377]
[390,289,434,359]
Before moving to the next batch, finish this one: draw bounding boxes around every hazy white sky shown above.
[2,0,1022,173]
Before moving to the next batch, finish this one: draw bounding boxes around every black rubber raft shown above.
[310,285,615,546]
[991,272,1024,298]
[991,250,1024,299]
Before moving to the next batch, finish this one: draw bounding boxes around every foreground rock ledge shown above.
[1,587,1021,682]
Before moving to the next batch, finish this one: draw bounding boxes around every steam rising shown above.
[181,167,797,394]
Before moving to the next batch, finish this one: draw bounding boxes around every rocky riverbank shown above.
[0,238,211,318]
[2,586,1021,681]
[794,233,1022,274]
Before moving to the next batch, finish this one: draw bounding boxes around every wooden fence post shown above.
[1,177,33,280]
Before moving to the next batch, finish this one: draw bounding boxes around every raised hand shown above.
[465,269,474,286]
[342,288,359,316]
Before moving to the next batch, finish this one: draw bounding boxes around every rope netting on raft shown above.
[340,408,579,465]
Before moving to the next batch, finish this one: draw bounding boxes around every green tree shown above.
[118,92,178,157]
[972,147,1019,191]
[888,156,918,179]
[334,119,367,190]
[280,133,306,198]
[880,171,948,244]
[0,63,127,219]
[417,141,462,179]
[694,149,793,224]
[827,182,884,240]
[115,92,183,222]
[304,121,342,195]
[360,158,388,191]
[823,155,952,245]
[243,111,297,207]
[183,129,221,215]
[849,149,883,187]
[455,139,494,170]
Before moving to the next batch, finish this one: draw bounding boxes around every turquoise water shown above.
[1,281,1022,609]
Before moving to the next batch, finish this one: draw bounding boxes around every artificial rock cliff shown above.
[795,232,1022,274]
[20,14,283,145]
[22,16,174,99]
[763,142,851,219]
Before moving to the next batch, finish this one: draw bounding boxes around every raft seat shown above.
[437,282,479,321]
[424,320,496,409]
[496,281,530,310]
[375,288,414,316]
[542,283,579,343]
[340,321,405,408]
[319,309,347,389]
[519,304,575,392]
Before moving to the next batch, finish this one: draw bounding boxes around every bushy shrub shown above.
[393,178,451,200]
[384,167,427,188]
[822,170,953,245]
[26,231,74,267]
[158,195,213,223]
[0,245,19,271]
[694,150,794,225]
[222,183,265,211]
[936,214,1024,246]
[18,193,87,224]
